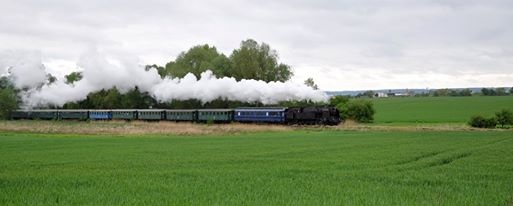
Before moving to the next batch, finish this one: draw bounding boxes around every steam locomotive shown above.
[10,107,341,125]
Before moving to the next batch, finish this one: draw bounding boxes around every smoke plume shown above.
[1,49,328,108]
[0,51,48,89]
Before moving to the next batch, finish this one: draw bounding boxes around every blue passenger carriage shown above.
[89,110,112,120]
[234,107,286,123]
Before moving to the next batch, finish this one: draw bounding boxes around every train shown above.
[10,107,341,125]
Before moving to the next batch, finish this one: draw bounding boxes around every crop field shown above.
[1,130,513,205]
[372,96,513,123]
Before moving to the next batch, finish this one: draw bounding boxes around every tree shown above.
[362,90,375,98]
[65,72,83,85]
[121,87,153,109]
[481,88,496,96]
[145,64,166,78]
[510,87,513,95]
[164,44,224,79]
[433,88,449,96]
[495,109,513,128]
[459,89,472,96]
[304,78,319,90]
[103,88,122,109]
[211,55,232,78]
[496,88,507,96]
[0,76,14,89]
[0,88,19,119]
[329,95,349,107]
[230,39,292,82]
[338,99,375,123]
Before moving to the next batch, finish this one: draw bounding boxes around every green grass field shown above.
[372,96,513,123]
[1,130,513,205]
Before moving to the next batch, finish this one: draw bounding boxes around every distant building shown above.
[374,92,388,98]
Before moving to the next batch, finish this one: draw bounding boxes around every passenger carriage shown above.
[58,110,89,120]
[112,109,137,120]
[165,109,197,121]
[10,110,58,120]
[89,110,112,120]
[197,109,233,122]
[234,107,286,123]
[137,109,165,120]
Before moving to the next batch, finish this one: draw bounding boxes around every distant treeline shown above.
[354,87,513,98]
[427,88,513,97]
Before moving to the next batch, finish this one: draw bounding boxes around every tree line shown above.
[355,87,513,98]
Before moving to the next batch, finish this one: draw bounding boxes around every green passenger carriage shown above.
[58,110,89,120]
[197,109,233,122]
[112,110,137,120]
[165,109,197,121]
[137,109,165,120]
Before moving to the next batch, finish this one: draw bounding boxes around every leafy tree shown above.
[339,99,375,123]
[0,88,19,119]
[433,88,449,96]
[122,87,156,109]
[329,95,349,107]
[145,64,166,78]
[304,78,319,90]
[86,89,108,109]
[164,44,223,79]
[121,87,147,109]
[496,88,507,96]
[65,72,83,85]
[459,89,472,96]
[211,55,232,78]
[104,88,122,109]
[510,87,513,95]
[0,76,14,89]
[481,88,496,96]
[230,39,292,82]
[495,109,513,128]
[359,90,375,98]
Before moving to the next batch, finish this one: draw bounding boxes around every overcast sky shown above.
[1,0,512,91]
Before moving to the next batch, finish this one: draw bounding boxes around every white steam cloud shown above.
[152,71,327,104]
[0,51,48,89]
[1,49,328,108]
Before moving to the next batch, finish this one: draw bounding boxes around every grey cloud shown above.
[1,0,512,90]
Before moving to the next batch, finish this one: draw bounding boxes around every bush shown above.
[469,115,497,128]
[495,109,513,128]
[339,100,375,123]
